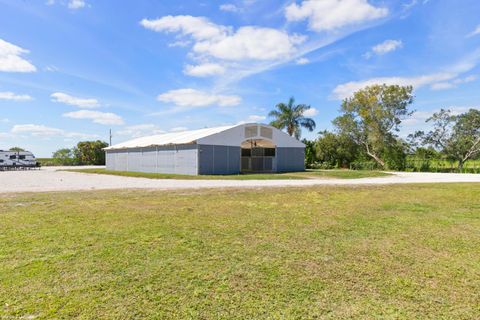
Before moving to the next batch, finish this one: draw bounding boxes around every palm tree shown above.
[268,97,316,139]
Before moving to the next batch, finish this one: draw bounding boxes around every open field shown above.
[66,168,391,180]
[1,184,479,319]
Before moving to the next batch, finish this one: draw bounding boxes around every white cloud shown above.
[157,88,241,107]
[364,39,403,58]
[285,0,388,32]
[140,16,304,62]
[246,115,266,122]
[141,15,227,41]
[11,124,99,139]
[0,38,37,73]
[431,75,477,91]
[220,4,240,12]
[333,49,480,99]
[170,127,188,132]
[303,108,318,117]
[237,115,267,125]
[117,124,165,138]
[0,91,33,101]
[51,92,100,108]
[12,124,62,137]
[184,63,225,77]
[402,107,475,128]
[466,25,480,38]
[296,57,310,65]
[430,82,455,90]
[1,118,10,123]
[332,72,458,99]
[68,0,86,9]
[63,110,124,125]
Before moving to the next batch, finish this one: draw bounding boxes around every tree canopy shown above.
[333,84,414,168]
[269,97,316,139]
[419,108,480,169]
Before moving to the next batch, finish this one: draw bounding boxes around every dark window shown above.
[252,148,263,157]
[241,148,251,157]
[10,155,16,159]
[19,155,26,160]
[264,148,276,157]
[0,159,3,163]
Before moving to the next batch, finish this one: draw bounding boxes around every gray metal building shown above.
[104,123,305,175]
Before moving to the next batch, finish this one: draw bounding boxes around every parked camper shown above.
[0,150,38,170]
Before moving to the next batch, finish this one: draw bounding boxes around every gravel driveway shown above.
[1,166,480,193]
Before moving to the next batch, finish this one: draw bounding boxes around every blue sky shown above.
[0,0,479,157]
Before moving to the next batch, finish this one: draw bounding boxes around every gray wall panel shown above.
[106,144,303,175]
[105,144,198,175]
[276,147,305,172]
[198,145,241,175]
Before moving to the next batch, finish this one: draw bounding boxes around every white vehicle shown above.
[0,150,38,170]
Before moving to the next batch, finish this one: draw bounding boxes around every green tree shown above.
[333,84,414,168]
[52,148,75,165]
[420,108,480,170]
[315,131,359,168]
[74,140,109,165]
[269,97,316,139]
[9,147,25,152]
[302,139,316,168]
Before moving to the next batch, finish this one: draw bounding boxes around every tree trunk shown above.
[363,142,385,168]
[458,159,464,172]
[367,151,386,168]
[287,124,294,137]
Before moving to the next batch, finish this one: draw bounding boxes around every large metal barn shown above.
[104,123,305,175]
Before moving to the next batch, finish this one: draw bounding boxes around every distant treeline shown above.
[43,140,108,166]
[300,85,480,173]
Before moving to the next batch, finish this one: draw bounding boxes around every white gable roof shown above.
[105,123,304,150]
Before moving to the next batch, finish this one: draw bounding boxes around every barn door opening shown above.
[241,139,276,173]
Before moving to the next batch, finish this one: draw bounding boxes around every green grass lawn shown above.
[1,184,479,319]
[65,168,391,180]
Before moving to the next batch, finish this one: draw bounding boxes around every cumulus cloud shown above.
[63,110,124,125]
[364,39,402,58]
[285,0,388,32]
[0,38,37,73]
[184,63,225,77]
[140,15,305,62]
[11,124,99,139]
[157,88,241,107]
[51,92,100,108]
[0,91,33,101]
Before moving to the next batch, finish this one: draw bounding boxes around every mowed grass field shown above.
[1,184,479,319]
[66,168,391,180]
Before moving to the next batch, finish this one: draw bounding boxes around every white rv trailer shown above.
[0,150,38,170]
